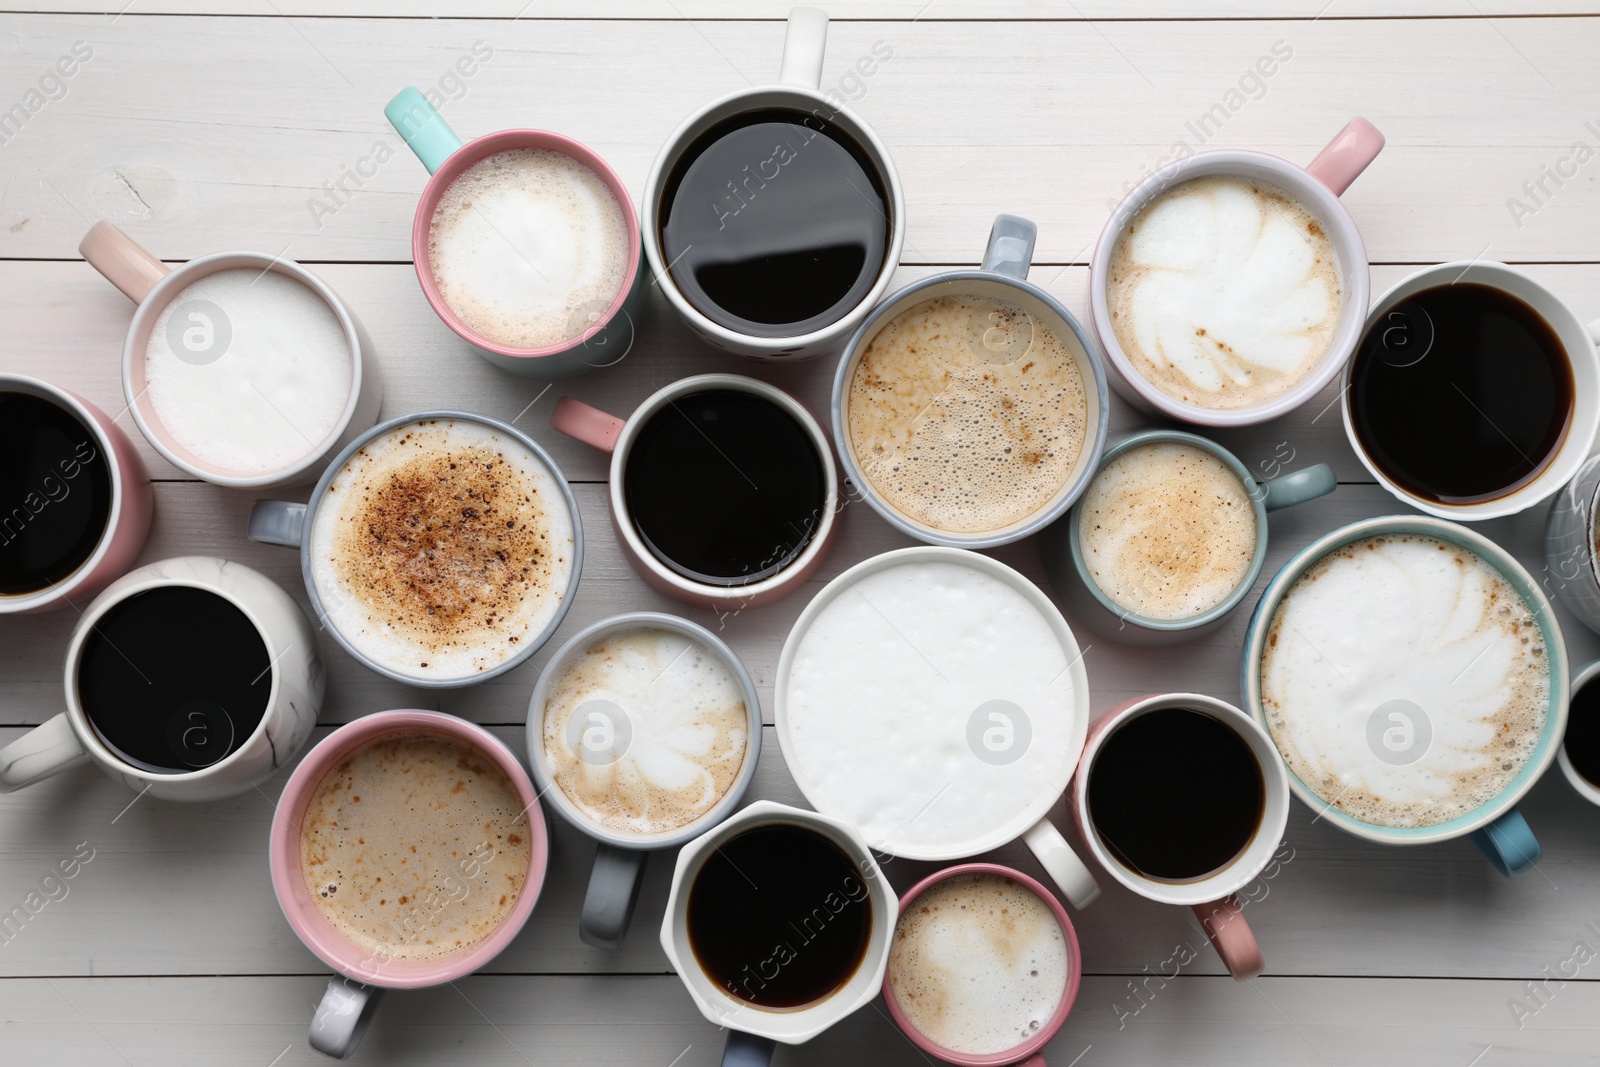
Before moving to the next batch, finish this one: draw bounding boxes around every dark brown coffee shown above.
[1565,673,1600,789]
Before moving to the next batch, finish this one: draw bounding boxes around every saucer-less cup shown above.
[882,863,1081,1067]
[660,800,897,1067]
[1090,118,1384,427]
[0,556,322,802]
[832,215,1111,548]
[79,221,383,489]
[1241,516,1569,876]
[1348,262,1600,520]
[551,373,837,611]
[386,89,643,379]
[525,611,763,948]
[1070,693,1290,980]
[269,709,549,1059]
[1040,429,1335,646]
[246,410,582,688]
[0,374,152,614]
[641,7,906,360]
[1558,659,1600,807]
[1543,453,1600,635]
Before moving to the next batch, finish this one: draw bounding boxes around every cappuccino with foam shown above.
[1108,175,1342,411]
[1077,441,1256,620]
[540,626,750,837]
[847,294,1088,534]
[1260,534,1550,828]
[887,872,1070,1055]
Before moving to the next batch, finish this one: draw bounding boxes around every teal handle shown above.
[1470,808,1540,877]
[1260,462,1336,512]
[385,87,463,175]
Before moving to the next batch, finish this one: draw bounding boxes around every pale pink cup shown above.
[1089,118,1385,427]
[883,864,1082,1067]
[269,710,549,1059]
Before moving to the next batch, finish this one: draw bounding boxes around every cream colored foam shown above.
[887,872,1069,1055]
[1077,441,1257,620]
[541,626,749,837]
[847,294,1089,534]
[1260,534,1550,828]
[1108,175,1342,411]
[300,732,533,962]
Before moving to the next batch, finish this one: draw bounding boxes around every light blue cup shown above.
[1240,516,1569,877]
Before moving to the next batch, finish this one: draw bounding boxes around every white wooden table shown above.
[4,3,1600,1064]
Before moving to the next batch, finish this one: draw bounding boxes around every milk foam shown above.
[782,559,1079,850]
[145,268,352,475]
[1077,442,1257,620]
[888,872,1069,1055]
[428,148,631,350]
[848,294,1089,534]
[1260,534,1550,828]
[300,732,533,962]
[309,418,575,680]
[541,626,749,837]
[1108,175,1342,410]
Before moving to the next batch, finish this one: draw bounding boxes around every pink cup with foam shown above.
[269,710,549,1059]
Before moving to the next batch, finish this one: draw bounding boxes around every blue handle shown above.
[1260,463,1337,512]
[723,1030,776,1067]
[1470,807,1541,877]
[385,87,463,175]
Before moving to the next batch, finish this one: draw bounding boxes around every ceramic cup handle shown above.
[1471,807,1541,877]
[779,7,828,89]
[309,978,384,1060]
[79,220,169,304]
[247,500,308,548]
[0,714,89,793]
[385,87,464,175]
[551,397,626,454]
[1023,819,1100,909]
[1305,117,1384,196]
[1258,463,1337,512]
[722,1030,777,1067]
[1193,895,1264,980]
[580,844,648,950]
[981,214,1037,281]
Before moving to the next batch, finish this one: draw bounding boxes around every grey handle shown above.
[1259,463,1337,513]
[981,213,1036,280]
[248,500,308,547]
[579,844,648,949]
[723,1030,777,1067]
[309,979,384,1060]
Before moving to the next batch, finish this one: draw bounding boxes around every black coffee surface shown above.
[0,392,113,596]
[1566,675,1600,789]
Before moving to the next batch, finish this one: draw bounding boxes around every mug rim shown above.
[829,268,1112,549]
[524,610,764,850]
[1240,515,1571,844]
[1559,658,1600,807]
[880,862,1082,1066]
[120,251,370,489]
[268,709,549,990]
[1089,147,1371,427]
[1339,259,1600,520]
[295,408,584,689]
[0,375,126,612]
[410,127,644,363]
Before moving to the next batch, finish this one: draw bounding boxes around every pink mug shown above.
[269,710,549,1059]
[1069,693,1290,980]
[882,863,1082,1067]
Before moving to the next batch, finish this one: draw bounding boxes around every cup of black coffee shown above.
[642,6,905,360]
[1559,660,1600,808]
[1343,261,1600,519]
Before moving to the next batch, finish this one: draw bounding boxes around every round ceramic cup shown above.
[526,611,762,949]
[1559,659,1600,807]
[1090,118,1384,427]
[641,7,906,361]
[0,374,152,614]
[1039,429,1335,646]
[831,214,1111,549]
[1543,451,1600,635]
[79,221,383,490]
[269,709,549,1059]
[385,88,643,379]
[1345,261,1600,521]
[1241,515,1569,877]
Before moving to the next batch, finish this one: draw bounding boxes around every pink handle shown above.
[551,396,625,454]
[1304,117,1384,196]
[1193,895,1263,980]
[1016,1055,1047,1067]
[79,220,169,303]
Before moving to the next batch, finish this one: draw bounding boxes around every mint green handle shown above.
[385,87,463,175]
[1260,462,1336,512]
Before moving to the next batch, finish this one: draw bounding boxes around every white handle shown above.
[309,979,384,1060]
[0,714,89,793]
[779,6,828,89]
[1023,818,1101,909]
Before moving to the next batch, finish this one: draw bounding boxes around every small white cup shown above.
[1560,660,1600,807]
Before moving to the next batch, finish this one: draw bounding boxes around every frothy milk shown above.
[541,626,749,837]
[1108,176,1342,411]
[428,148,631,350]
[300,731,533,961]
[1077,441,1257,620]
[309,418,575,681]
[145,268,352,474]
[848,294,1089,534]
[888,872,1070,1055]
[1261,534,1550,828]
[782,558,1079,851]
